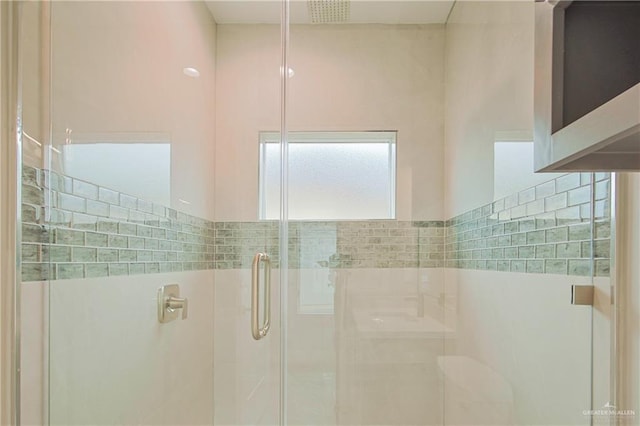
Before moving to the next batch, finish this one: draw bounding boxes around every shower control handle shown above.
[167,296,188,320]
[158,284,188,323]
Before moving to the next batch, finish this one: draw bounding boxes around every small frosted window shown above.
[260,131,396,220]
[62,142,171,206]
[493,141,563,201]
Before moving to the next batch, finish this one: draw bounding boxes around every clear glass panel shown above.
[16,1,615,425]
[285,1,605,425]
[286,5,447,424]
[17,1,283,424]
[211,2,284,424]
[443,0,605,419]
[44,1,223,423]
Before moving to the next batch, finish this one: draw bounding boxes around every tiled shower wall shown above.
[20,166,610,281]
[446,173,611,276]
[21,166,217,281]
[216,220,445,269]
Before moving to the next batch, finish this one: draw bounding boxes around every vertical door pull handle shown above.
[251,252,271,340]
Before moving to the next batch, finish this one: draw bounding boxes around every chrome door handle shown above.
[251,252,271,340]
[158,284,188,323]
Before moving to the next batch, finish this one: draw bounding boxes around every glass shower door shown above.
[285,17,448,425]
[43,2,221,424]
[282,1,609,425]
[211,5,287,425]
[16,1,615,425]
[18,1,285,424]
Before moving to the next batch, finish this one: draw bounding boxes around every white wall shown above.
[22,271,216,426]
[444,1,535,218]
[49,1,217,220]
[215,24,445,221]
[442,270,592,425]
[47,272,214,425]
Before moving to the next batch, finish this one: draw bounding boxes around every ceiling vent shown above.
[307,0,350,23]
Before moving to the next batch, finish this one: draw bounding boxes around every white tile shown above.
[48,271,214,425]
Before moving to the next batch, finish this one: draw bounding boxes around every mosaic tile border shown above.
[21,166,445,280]
[21,166,216,281]
[21,166,611,281]
[445,173,611,277]
[214,220,444,270]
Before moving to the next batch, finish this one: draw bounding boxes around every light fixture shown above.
[183,67,200,78]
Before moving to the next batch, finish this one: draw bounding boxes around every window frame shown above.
[258,131,397,221]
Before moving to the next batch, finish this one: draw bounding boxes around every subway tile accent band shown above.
[20,166,610,281]
[21,166,443,280]
[445,173,611,277]
[214,220,444,270]
[21,166,216,281]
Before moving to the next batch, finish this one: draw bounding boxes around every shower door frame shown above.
[278,0,290,423]
[0,0,21,424]
[611,173,638,418]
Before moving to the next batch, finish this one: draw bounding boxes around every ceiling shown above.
[205,1,456,24]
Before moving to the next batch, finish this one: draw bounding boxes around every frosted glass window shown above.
[62,142,171,206]
[259,131,396,220]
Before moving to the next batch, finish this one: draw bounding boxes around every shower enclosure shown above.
[13,0,615,425]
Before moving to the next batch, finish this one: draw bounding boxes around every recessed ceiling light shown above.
[183,67,200,78]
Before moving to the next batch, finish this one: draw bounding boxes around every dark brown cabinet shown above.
[534,0,640,171]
